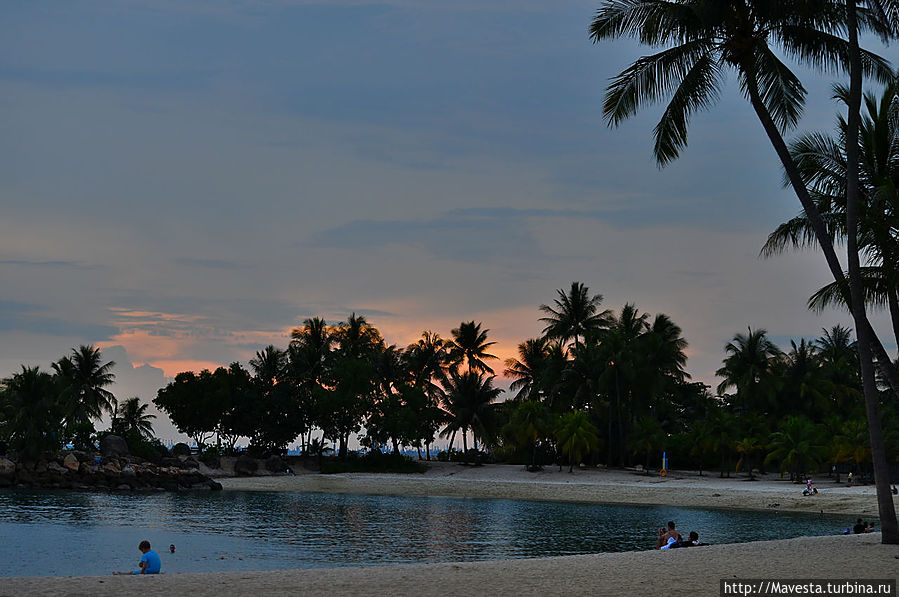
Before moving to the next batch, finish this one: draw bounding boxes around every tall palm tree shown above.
[502,400,553,469]
[114,397,156,440]
[447,321,497,374]
[249,345,288,392]
[440,371,502,457]
[53,345,117,423]
[504,337,550,403]
[628,416,667,473]
[779,339,833,418]
[539,282,610,354]
[591,0,898,540]
[716,328,782,414]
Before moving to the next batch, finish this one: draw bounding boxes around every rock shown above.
[171,443,192,457]
[181,457,199,470]
[121,465,136,477]
[116,484,131,490]
[63,454,80,472]
[35,460,49,474]
[71,450,91,462]
[100,435,130,458]
[102,463,120,474]
[207,479,223,491]
[47,462,68,475]
[0,458,16,477]
[160,457,181,468]
[264,456,286,473]
[234,455,258,476]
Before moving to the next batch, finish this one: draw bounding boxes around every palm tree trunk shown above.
[742,66,899,396]
[844,1,899,544]
[462,430,468,462]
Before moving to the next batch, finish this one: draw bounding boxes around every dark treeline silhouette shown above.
[2,284,897,487]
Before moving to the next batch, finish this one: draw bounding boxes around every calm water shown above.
[0,489,848,577]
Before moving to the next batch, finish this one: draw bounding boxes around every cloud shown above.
[0,300,118,340]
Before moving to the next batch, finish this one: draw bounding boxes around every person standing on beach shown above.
[134,541,161,575]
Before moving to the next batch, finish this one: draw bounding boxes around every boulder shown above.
[234,455,258,476]
[100,435,130,458]
[35,460,49,474]
[0,458,16,477]
[63,454,81,472]
[207,479,223,491]
[171,443,192,457]
[181,457,200,470]
[120,465,136,477]
[71,450,91,463]
[47,462,68,475]
[160,457,181,468]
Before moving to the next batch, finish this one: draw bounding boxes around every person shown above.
[169,544,176,554]
[133,540,161,575]
[813,487,818,495]
[657,521,682,549]
[662,531,709,549]
[848,472,853,486]
[892,485,898,495]
[806,478,812,492]
[853,518,866,534]
[865,522,876,533]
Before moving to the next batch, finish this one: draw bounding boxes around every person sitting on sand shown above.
[134,540,161,575]
[853,518,866,534]
[657,521,682,549]
[865,522,876,533]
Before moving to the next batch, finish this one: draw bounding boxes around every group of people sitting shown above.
[657,521,708,550]
[846,518,877,534]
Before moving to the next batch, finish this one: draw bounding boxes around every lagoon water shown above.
[0,489,848,577]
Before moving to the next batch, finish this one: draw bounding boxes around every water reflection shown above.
[0,489,847,577]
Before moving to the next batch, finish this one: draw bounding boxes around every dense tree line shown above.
[0,346,156,458]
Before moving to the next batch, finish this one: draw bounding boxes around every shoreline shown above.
[3,534,894,596]
[217,461,889,517]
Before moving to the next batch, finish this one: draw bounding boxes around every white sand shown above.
[220,462,887,516]
[4,464,896,596]
[3,534,895,596]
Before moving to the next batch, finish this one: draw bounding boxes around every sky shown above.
[2,1,897,443]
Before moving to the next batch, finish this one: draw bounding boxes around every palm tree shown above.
[735,436,763,479]
[765,415,823,481]
[591,0,899,541]
[555,410,600,472]
[250,345,288,391]
[2,366,66,459]
[628,416,667,474]
[504,338,550,403]
[440,371,502,458]
[539,282,610,354]
[53,345,117,436]
[716,328,781,414]
[502,400,553,469]
[404,331,449,460]
[447,321,497,374]
[114,397,156,440]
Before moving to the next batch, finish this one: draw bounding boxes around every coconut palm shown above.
[1,366,66,458]
[447,321,497,374]
[628,416,667,473]
[735,436,763,479]
[591,0,899,541]
[555,410,600,473]
[113,397,156,440]
[765,415,823,481]
[504,337,551,403]
[53,345,117,424]
[539,282,611,353]
[440,371,502,457]
[502,400,553,469]
[716,328,782,414]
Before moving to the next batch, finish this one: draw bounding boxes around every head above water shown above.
[139,540,151,553]
[169,544,176,553]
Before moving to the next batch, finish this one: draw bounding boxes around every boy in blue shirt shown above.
[134,540,161,574]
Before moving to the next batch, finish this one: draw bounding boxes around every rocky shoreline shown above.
[0,435,223,492]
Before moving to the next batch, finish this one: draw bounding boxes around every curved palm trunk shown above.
[743,47,898,543]
[844,2,899,544]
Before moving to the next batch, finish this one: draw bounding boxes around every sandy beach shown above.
[2,533,894,596]
[219,461,888,517]
[4,464,896,596]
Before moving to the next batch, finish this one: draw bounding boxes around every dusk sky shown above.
[3,1,896,442]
